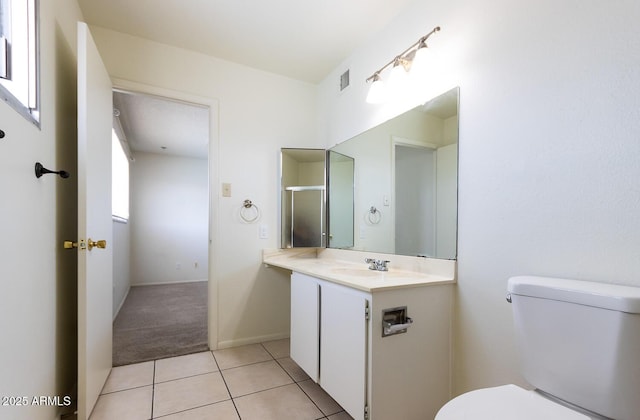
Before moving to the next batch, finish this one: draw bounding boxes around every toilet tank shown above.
[507,276,640,420]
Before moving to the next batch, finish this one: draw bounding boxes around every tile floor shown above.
[90,339,353,420]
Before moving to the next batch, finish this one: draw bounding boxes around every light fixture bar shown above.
[366,26,441,83]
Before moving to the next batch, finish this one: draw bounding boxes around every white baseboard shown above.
[131,278,208,287]
[113,285,131,321]
[216,332,290,350]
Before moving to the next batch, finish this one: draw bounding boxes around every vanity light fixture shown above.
[365,26,441,104]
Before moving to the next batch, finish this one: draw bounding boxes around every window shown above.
[112,129,130,221]
[0,0,39,126]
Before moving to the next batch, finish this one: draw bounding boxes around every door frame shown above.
[112,78,221,350]
[391,136,437,257]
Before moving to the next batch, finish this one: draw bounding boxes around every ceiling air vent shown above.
[340,69,350,92]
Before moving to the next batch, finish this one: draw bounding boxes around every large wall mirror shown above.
[280,87,458,260]
[329,87,459,259]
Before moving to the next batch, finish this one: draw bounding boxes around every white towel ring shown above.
[366,206,382,225]
[240,199,260,223]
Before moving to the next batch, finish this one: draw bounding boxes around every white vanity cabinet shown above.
[290,272,320,381]
[290,271,452,420]
[320,280,368,419]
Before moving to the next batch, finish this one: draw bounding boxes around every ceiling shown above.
[113,90,209,159]
[95,1,428,160]
[421,88,458,119]
[77,0,417,84]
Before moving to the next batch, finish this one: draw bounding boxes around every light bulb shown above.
[410,42,429,76]
[386,60,409,99]
[366,74,386,104]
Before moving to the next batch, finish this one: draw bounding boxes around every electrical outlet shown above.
[259,224,269,239]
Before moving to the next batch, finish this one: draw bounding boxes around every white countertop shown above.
[263,248,455,293]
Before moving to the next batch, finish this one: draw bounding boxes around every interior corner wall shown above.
[0,1,85,419]
[88,26,320,347]
[130,152,208,285]
[112,220,130,318]
[318,0,640,399]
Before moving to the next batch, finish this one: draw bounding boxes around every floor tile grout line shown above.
[217,357,278,372]
[150,399,234,419]
[104,339,328,420]
[228,381,300,400]
[260,341,283,360]
[296,381,331,418]
[214,345,306,401]
[99,383,153,396]
[274,357,308,384]
[150,360,156,419]
[267,345,349,419]
[153,369,222,385]
[211,349,243,419]
[261,343,346,417]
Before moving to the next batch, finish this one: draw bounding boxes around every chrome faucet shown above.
[365,258,390,271]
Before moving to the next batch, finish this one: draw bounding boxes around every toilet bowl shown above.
[435,384,602,420]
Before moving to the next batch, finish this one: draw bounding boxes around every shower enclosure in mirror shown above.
[280,148,327,248]
[280,148,355,249]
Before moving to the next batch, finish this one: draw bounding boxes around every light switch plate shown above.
[222,183,231,197]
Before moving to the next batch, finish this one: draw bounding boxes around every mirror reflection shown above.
[329,87,459,259]
[327,150,355,249]
[280,148,326,248]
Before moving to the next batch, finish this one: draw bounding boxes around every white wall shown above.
[318,0,640,398]
[130,152,208,285]
[88,26,320,348]
[112,220,130,318]
[0,1,84,419]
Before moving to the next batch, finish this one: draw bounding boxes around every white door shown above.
[320,282,368,420]
[290,272,320,382]
[77,22,113,420]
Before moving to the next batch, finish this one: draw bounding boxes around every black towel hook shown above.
[35,162,70,179]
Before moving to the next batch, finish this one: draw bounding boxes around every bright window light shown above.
[112,129,129,221]
[0,0,40,126]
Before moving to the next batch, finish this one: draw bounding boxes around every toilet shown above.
[436,275,640,420]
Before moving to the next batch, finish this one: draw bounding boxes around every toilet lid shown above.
[435,385,590,420]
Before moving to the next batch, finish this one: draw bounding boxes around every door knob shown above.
[63,239,86,250]
[63,239,104,250]
[87,238,107,251]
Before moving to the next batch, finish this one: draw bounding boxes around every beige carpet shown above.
[113,281,208,366]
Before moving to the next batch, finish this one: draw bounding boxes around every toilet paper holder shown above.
[382,306,413,337]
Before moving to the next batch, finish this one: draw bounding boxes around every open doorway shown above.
[111,89,211,366]
[395,143,436,257]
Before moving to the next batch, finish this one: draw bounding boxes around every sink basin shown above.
[330,267,413,278]
[331,267,381,277]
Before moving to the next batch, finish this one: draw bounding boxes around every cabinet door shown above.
[320,282,368,420]
[290,272,320,382]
